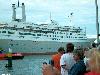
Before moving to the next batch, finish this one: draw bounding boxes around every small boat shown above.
[0,53,24,60]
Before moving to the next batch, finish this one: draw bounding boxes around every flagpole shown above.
[95,0,99,43]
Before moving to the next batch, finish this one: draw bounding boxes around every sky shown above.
[0,0,100,37]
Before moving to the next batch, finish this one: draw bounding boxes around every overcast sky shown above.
[0,0,100,37]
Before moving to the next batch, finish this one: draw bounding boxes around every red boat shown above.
[0,53,24,60]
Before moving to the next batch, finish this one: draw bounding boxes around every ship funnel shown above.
[12,4,16,21]
[12,2,26,22]
[22,3,26,22]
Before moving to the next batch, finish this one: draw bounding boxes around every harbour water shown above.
[0,55,51,75]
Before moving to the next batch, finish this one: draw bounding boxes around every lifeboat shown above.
[0,53,24,60]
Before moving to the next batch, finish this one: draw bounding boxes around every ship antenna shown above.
[50,12,51,21]
[18,0,19,7]
[68,12,73,26]
[70,12,73,22]
[85,27,86,36]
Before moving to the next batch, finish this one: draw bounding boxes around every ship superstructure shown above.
[0,1,95,53]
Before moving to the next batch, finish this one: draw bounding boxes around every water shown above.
[0,55,51,75]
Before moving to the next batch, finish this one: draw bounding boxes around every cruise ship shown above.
[0,2,95,53]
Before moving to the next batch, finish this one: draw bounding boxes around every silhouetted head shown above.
[66,43,74,53]
[49,60,54,66]
[58,47,65,53]
[92,43,96,48]
[43,62,47,65]
[73,49,84,61]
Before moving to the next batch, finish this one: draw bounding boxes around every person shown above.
[42,47,64,75]
[84,43,98,72]
[42,63,61,75]
[52,47,65,71]
[91,43,96,48]
[85,50,100,75]
[83,48,90,72]
[90,43,97,51]
[42,62,47,69]
[68,49,86,75]
[60,43,75,75]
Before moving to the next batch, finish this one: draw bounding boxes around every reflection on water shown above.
[0,55,51,75]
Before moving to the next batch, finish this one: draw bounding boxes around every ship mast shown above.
[18,0,19,7]
[50,12,52,21]
[95,0,99,43]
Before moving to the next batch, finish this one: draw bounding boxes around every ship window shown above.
[23,33,31,35]
[37,34,41,36]
[61,36,63,38]
[19,36,24,38]
[49,48,51,49]
[41,48,43,49]
[16,44,18,45]
[70,33,72,35]
[10,44,13,46]
[2,31,6,33]
[8,31,14,34]
[50,35,51,37]
[45,32,47,34]
[26,26,32,28]
[52,38,56,40]
[44,35,47,36]
[79,37,83,38]
[32,34,36,36]
[60,32,63,34]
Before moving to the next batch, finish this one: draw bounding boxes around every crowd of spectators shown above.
[42,43,100,75]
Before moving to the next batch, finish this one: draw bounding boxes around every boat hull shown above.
[0,53,24,60]
[0,39,95,53]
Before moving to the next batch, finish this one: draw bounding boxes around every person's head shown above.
[83,48,89,57]
[92,43,96,48]
[73,49,84,61]
[49,60,54,66]
[66,43,74,53]
[58,47,65,54]
[43,62,47,65]
[88,50,100,73]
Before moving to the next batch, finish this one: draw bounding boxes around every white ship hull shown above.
[0,39,95,53]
